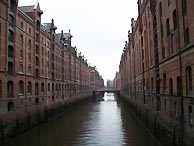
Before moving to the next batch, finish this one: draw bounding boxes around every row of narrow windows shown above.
[1,66,192,98]
[0,81,81,98]
[157,1,189,59]
[134,66,192,96]
[161,66,192,96]
[148,66,192,96]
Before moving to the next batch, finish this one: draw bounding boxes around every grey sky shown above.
[18,0,138,81]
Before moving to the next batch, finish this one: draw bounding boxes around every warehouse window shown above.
[8,45,14,58]
[183,0,187,15]
[185,27,190,45]
[48,83,50,92]
[19,80,24,94]
[173,9,177,30]
[166,19,170,36]
[27,81,32,94]
[159,2,162,17]
[169,78,173,96]
[8,62,13,76]
[186,66,192,94]
[41,82,44,93]
[7,81,14,97]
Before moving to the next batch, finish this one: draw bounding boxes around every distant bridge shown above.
[93,87,120,94]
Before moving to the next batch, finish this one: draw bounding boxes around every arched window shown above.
[27,81,32,94]
[166,18,170,37]
[185,27,190,45]
[8,30,14,42]
[62,84,64,92]
[20,35,23,45]
[8,101,14,111]
[159,2,162,17]
[7,81,14,98]
[186,66,192,94]
[28,39,31,50]
[169,78,173,96]
[41,82,44,93]
[9,14,14,27]
[173,9,177,30]
[36,44,39,54]
[171,34,174,54]
[8,62,13,76]
[10,0,15,12]
[19,80,24,94]
[21,22,23,29]
[36,69,39,79]
[48,83,50,92]
[183,0,187,14]
[52,83,54,92]
[20,63,23,72]
[8,45,14,58]
[36,56,39,66]
[28,65,31,74]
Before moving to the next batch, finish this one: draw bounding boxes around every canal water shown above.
[1,93,160,146]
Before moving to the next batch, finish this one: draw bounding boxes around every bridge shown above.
[94,87,120,93]
[93,87,120,98]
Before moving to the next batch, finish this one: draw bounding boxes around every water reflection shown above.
[72,93,125,146]
[1,93,160,146]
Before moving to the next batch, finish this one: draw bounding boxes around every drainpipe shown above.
[175,0,184,145]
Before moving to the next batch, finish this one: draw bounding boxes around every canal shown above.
[1,93,160,146]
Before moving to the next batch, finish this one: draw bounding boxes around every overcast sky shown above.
[18,0,138,81]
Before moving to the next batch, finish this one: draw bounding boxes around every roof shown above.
[55,33,62,42]
[19,5,34,13]
[43,23,51,32]
[64,33,73,40]
[18,8,34,23]
[43,23,57,33]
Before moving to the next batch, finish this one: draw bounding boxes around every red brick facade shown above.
[119,0,194,145]
[0,1,104,115]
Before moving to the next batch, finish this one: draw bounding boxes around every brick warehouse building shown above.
[118,0,194,145]
[0,0,104,127]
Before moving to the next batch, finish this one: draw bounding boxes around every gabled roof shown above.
[19,5,34,13]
